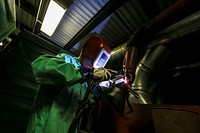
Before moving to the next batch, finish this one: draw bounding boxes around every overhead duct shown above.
[128,9,200,104]
[122,0,200,84]
[108,7,200,72]
[107,6,200,105]
[128,0,200,48]
[129,44,171,104]
[106,43,127,70]
[154,10,200,42]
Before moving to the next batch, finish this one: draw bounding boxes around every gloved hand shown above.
[93,68,118,81]
[92,80,113,98]
[79,66,117,82]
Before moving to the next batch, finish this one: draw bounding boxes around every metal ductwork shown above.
[154,10,200,41]
[106,43,127,70]
[104,0,200,105]
[122,0,200,85]
[129,45,170,104]
[108,7,200,74]
[128,9,200,104]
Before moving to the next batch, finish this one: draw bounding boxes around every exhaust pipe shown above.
[129,44,170,104]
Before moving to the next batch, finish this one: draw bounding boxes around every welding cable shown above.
[68,80,96,133]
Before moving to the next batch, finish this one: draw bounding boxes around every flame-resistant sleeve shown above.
[31,53,83,86]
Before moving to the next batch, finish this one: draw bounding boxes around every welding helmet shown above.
[81,35,111,68]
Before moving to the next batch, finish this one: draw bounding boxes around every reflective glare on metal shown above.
[112,75,125,85]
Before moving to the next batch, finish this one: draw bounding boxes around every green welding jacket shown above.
[26,53,92,133]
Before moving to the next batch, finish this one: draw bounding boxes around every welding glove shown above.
[93,68,118,81]
[92,80,114,98]
[80,67,117,82]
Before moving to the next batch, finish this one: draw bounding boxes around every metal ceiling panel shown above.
[67,0,150,55]
[15,0,185,57]
[90,0,150,48]
[43,0,109,49]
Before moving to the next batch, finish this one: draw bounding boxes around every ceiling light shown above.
[40,0,66,36]
[0,42,3,47]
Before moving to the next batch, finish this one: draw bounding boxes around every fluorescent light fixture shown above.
[40,0,66,36]
[0,42,3,46]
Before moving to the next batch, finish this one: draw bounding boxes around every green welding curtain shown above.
[0,0,16,42]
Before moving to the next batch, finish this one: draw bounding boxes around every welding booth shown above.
[1,0,200,133]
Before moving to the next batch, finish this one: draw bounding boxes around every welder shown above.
[26,34,117,133]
